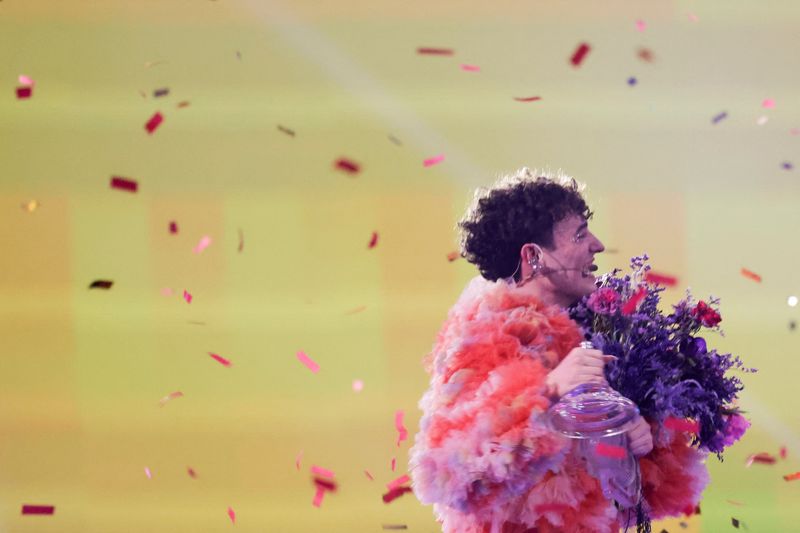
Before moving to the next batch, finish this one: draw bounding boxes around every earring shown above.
[527,256,542,277]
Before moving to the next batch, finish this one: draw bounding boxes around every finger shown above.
[602,355,618,363]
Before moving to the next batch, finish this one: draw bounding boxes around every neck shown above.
[515,278,576,309]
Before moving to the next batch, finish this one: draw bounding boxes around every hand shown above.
[627,415,653,457]
[544,347,616,398]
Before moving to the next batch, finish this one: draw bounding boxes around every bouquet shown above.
[569,255,754,458]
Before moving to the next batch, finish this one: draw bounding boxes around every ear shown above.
[520,243,544,264]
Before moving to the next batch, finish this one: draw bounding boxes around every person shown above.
[409,169,708,532]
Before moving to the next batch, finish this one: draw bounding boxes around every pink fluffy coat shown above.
[409,277,709,532]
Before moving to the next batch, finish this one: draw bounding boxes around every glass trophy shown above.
[545,341,642,508]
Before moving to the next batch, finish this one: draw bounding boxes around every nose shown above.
[590,233,605,254]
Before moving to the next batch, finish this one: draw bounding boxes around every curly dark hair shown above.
[458,168,592,281]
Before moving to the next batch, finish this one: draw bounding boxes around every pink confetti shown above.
[187,467,197,478]
[296,351,320,373]
[460,64,480,72]
[513,96,542,102]
[364,470,374,480]
[169,221,178,234]
[311,465,335,479]
[382,486,412,503]
[193,235,212,254]
[762,98,776,109]
[790,128,800,136]
[570,42,591,67]
[595,442,627,459]
[16,86,32,99]
[395,410,408,446]
[227,506,236,524]
[687,13,699,22]
[780,446,788,459]
[391,457,397,471]
[368,231,379,249]
[423,154,445,167]
[21,505,55,515]
[110,176,138,193]
[312,487,325,507]
[664,417,700,434]
[295,451,303,471]
[352,379,364,392]
[144,467,152,479]
[447,251,460,262]
[209,352,232,367]
[158,391,184,407]
[145,111,164,134]
[183,290,193,304]
[386,474,411,491]
[334,158,361,175]
[635,19,647,32]
[19,75,35,85]
[160,287,174,297]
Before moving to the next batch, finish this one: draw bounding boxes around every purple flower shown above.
[721,413,750,446]
[586,287,620,315]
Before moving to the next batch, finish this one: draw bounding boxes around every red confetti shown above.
[169,221,178,234]
[382,526,408,530]
[595,442,627,459]
[177,101,190,108]
[209,352,232,367]
[391,457,397,471]
[227,507,236,524]
[110,176,138,193]
[21,505,54,515]
[345,305,367,315]
[417,47,454,55]
[313,477,338,492]
[621,287,647,315]
[570,42,591,67]
[783,471,800,481]
[637,47,655,62]
[187,467,197,478]
[741,268,762,282]
[447,251,460,262]
[334,158,361,174]
[664,417,700,434]
[780,446,787,459]
[746,452,777,466]
[645,271,679,287]
[364,470,374,480]
[145,111,164,134]
[16,86,33,99]
[89,280,114,289]
[382,486,413,504]
[395,410,408,447]
[386,474,410,491]
[726,499,745,506]
[158,391,183,407]
[460,64,480,72]
[513,96,542,102]
[368,231,379,249]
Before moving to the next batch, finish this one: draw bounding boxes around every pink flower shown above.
[690,301,722,327]
[720,413,750,447]
[587,288,620,315]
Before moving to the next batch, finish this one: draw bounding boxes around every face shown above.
[538,214,605,304]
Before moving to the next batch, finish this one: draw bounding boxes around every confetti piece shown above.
[145,112,164,134]
[746,452,776,466]
[780,445,788,458]
[313,477,338,492]
[417,47,454,55]
[460,64,480,72]
[19,75,35,85]
[628,77,637,86]
[423,154,445,167]
[311,465,335,478]
[635,19,647,32]
[791,128,800,136]
[645,271,678,287]
[447,251,460,262]
[89,280,113,290]
[297,351,320,373]
[740,268,762,283]
[621,287,647,315]
[110,176,138,192]
[177,101,190,108]
[144,467,152,479]
[312,487,325,507]
[368,231,379,249]
[391,457,397,471]
[21,200,39,212]
[382,486,413,503]
[235,50,242,60]
[158,391,184,407]
[144,60,167,68]
[570,42,591,67]
[595,442,627,459]
[209,352,232,367]
[352,379,364,392]
[334,158,361,175]
[726,499,744,506]
[183,290,193,304]
[386,474,411,491]
[193,235,212,254]
[784,471,800,481]
[169,221,178,234]
[345,305,367,315]
[238,228,244,253]
[153,87,170,98]
[687,13,699,22]
[364,470,374,480]
[21,505,54,515]
[388,134,402,145]
[395,410,408,447]
[160,287,173,296]
[762,98,775,109]
[712,111,728,125]
[732,517,740,528]
[227,507,235,524]
[382,525,408,530]
[187,467,197,478]
[637,47,655,62]
[782,161,793,170]
[513,96,542,102]
[277,124,295,137]
[16,86,32,99]
[664,417,699,434]
[295,451,303,471]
